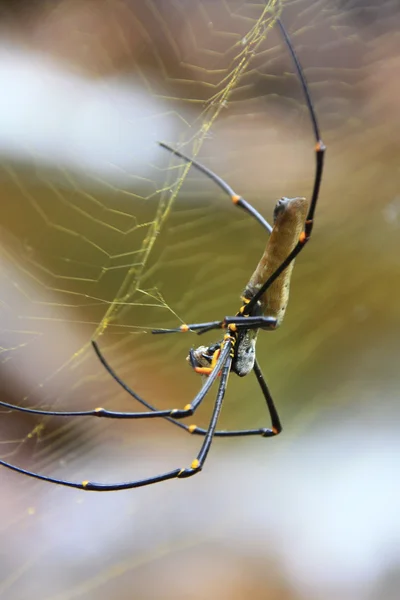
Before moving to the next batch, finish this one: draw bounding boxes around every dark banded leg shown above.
[178,348,232,478]
[159,142,272,234]
[90,339,230,419]
[0,340,233,491]
[93,339,281,439]
[0,340,229,421]
[184,359,281,438]
[244,18,325,316]
[0,457,182,491]
[152,315,278,335]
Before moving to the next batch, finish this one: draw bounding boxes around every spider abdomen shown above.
[245,196,308,326]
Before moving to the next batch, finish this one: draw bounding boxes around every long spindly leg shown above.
[0,339,233,491]
[0,340,229,421]
[95,339,245,438]
[93,337,281,439]
[252,358,282,436]
[182,359,281,438]
[177,345,233,478]
[159,142,272,234]
[152,315,278,335]
[244,18,326,316]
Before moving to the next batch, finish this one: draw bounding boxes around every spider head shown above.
[187,343,221,370]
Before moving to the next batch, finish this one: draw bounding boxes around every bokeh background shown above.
[0,1,399,599]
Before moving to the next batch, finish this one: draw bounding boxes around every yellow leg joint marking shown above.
[180,324,189,332]
[231,194,241,204]
[178,468,185,476]
[82,480,89,488]
[228,323,237,332]
[184,403,192,412]
[223,333,235,342]
[191,459,200,470]
[188,424,197,433]
[238,300,250,314]
[94,407,104,413]
[299,232,306,243]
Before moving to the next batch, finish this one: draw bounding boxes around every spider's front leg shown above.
[152,315,277,335]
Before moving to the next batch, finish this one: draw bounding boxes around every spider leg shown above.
[244,18,326,316]
[91,337,228,419]
[197,316,277,334]
[177,344,232,477]
[159,142,272,234]
[0,340,228,421]
[252,358,282,436]
[152,320,227,334]
[152,315,277,335]
[94,340,250,438]
[94,336,281,439]
[0,339,233,490]
[189,359,281,438]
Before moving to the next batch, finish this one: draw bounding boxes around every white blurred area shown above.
[1,404,399,600]
[0,1,316,199]
[0,43,176,182]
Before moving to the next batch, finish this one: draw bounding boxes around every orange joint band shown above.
[231,194,241,204]
[180,324,189,332]
[299,232,306,243]
[195,366,213,375]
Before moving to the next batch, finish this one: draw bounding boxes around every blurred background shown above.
[0,0,399,598]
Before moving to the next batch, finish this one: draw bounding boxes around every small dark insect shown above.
[0,17,325,491]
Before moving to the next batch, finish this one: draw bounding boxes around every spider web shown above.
[0,0,294,491]
[1,0,400,598]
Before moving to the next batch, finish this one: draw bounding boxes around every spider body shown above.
[189,195,308,378]
[188,329,257,378]
[0,16,326,491]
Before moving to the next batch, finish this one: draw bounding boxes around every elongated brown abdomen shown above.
[243,196,308,326]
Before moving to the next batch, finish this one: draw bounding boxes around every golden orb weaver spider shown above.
[0,17,325,491]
